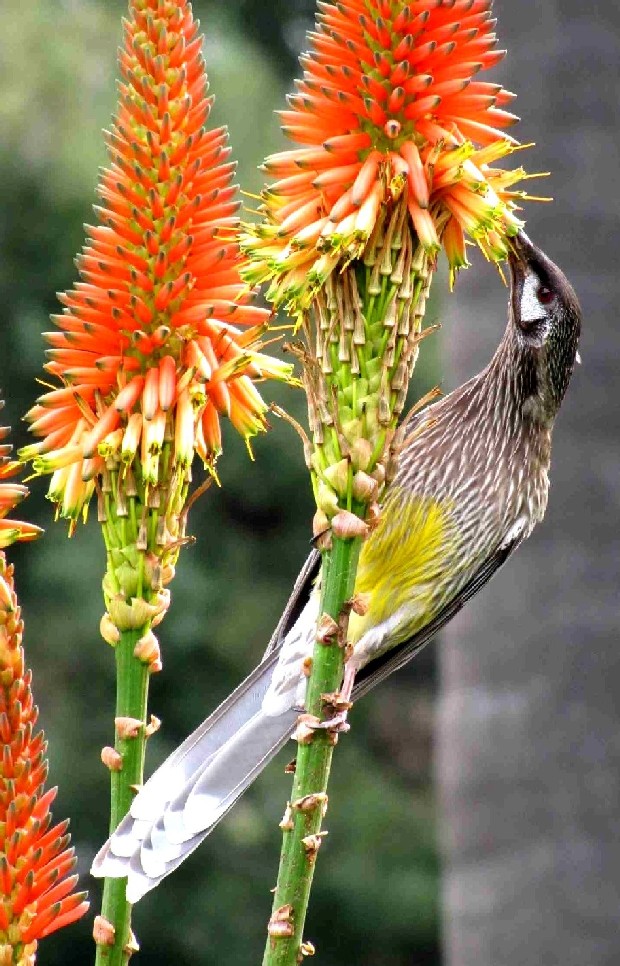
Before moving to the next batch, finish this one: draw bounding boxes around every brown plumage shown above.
[92,230,582,901]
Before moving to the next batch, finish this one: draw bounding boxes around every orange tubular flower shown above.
[243,0,537,310]
[20,0,290,528]
[0,421,42,551]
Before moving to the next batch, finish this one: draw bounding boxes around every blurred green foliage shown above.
[0,2,442,963]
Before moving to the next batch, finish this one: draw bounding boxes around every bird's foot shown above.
[315,690,353,733]
[294,665,356,741]
[293,701,352,743]
[312,708,351,734]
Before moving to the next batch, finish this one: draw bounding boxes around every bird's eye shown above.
[537,285,554,305]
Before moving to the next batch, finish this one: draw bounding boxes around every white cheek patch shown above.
[520,272,545,323]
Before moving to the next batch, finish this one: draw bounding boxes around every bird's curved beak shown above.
[507,231,532,322]
[507,230,533,284]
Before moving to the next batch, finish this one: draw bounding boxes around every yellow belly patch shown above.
[348,489,456,645]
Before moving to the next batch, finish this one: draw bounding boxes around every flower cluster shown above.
[0,556,89,964]
[0,413,88,963]
[20,0,289,529]
[243,0,534,312]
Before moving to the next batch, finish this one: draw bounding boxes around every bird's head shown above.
[507,231,582,419]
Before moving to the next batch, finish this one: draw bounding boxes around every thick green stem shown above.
[262,530,362,966]
[95,626,150,966]
[263,218,433,963]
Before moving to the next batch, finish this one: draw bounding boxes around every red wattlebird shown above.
[92,231,582,902]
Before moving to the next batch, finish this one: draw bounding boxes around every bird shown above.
[92,230,582,902]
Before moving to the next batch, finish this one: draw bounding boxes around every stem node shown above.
[93,915,115,947]
[315,614,339,645]
[114,716,143,739]
[101,746,123,772]
[294,714,321,744]
[267,906,295,939]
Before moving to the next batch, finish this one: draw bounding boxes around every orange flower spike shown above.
[0,410,87,955]
[0,556,89,960]
[20,0,291,526]
[243,0,540,312]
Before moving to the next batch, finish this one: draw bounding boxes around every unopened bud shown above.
[315,480,339,517]
[314,527,332,552]
[312,509,330,540]
[323,458,350,498]
[349,437,373,472]
[341,417,362,444]
[115,561,139,599]
[351,471,379,503]
[0,577,13,613]
[331,510,369,540]
[301,941,316,957]
[108,595,162,631]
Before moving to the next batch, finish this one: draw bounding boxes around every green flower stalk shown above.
[19,1,290,962]
[242,1,538,962]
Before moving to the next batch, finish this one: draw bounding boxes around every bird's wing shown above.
[352,530,524,702]
[258,521,524,702]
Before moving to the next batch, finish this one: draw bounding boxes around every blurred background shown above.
[0,1,618,964]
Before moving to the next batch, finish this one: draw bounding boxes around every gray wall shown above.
[438,2,620,964]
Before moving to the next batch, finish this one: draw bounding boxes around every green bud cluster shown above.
[96,432,189,645]
[301,196,437,524]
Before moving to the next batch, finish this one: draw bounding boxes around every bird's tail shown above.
[91,650,298,902]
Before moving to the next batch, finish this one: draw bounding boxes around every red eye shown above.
[537,285,554,305]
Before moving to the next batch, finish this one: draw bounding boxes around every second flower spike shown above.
[21,0,290,531]
[17,3,291,964]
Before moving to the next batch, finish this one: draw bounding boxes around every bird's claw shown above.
[312,710,351,734]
